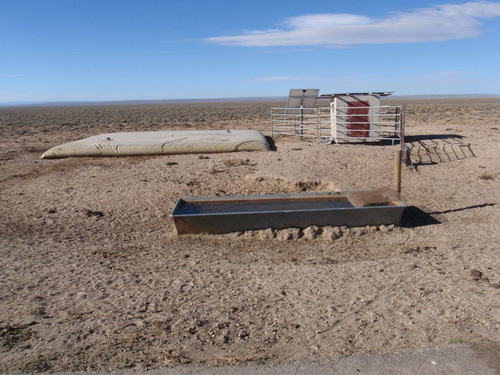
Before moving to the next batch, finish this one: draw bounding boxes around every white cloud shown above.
[206,1,500,46]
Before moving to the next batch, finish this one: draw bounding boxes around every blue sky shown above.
[1,0,500,103]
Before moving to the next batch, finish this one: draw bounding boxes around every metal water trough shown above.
[171,191,406,235]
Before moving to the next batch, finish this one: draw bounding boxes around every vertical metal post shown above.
[317,111,322,143]
[270,108,274,138]
[331,101,337,144]
[400,104,406,149]
[402,144,411,167]
[300,106,304,141]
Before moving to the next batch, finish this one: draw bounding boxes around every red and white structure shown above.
[271,90,404,145]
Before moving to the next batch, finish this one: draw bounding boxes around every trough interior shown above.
[173,195,398,216]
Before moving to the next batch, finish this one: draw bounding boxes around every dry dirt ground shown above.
[0,99,499,372]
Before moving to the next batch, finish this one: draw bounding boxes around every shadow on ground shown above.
[401,206,441,228]
[401,203,496,228]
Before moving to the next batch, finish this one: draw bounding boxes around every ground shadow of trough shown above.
[401,203,496,228]
[401,206,441,228]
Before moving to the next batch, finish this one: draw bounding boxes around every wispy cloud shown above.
[206,1,500,46]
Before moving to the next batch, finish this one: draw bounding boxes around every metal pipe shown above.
[402,144,411,166]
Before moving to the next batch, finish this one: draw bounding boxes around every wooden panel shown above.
[347,101,370,137]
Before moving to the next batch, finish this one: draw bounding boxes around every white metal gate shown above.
[271,103,404,145]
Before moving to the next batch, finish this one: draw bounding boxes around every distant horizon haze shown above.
[2,94,500,109]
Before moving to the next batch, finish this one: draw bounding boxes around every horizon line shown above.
[1,94,500,108]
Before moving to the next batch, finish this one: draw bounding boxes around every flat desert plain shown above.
[0,98,499,372]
